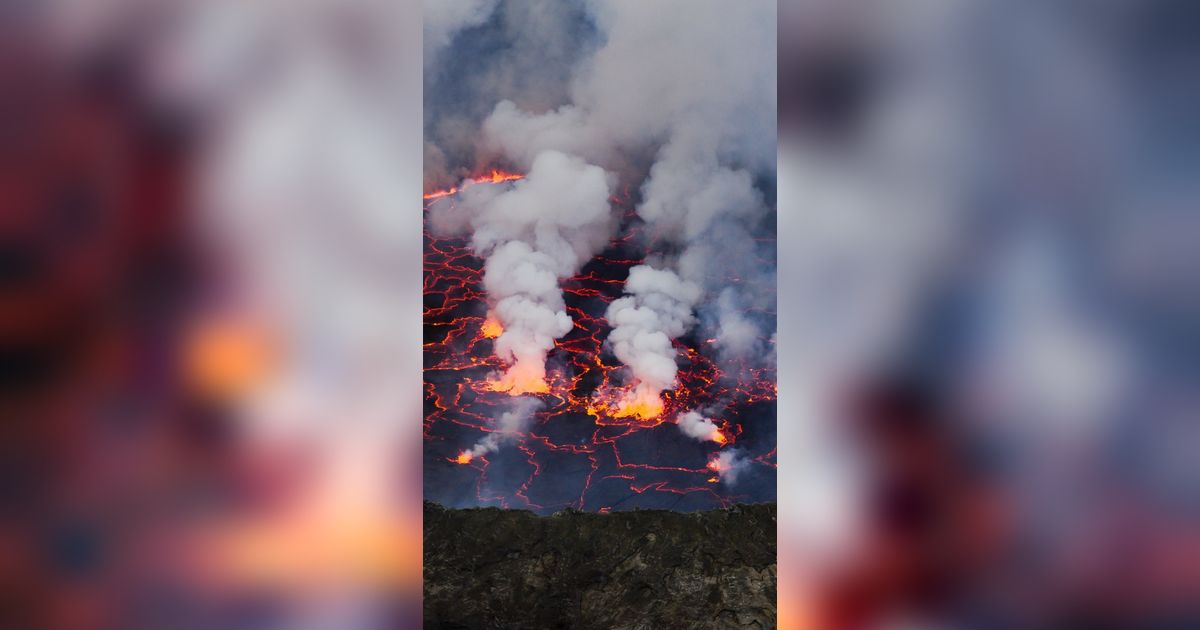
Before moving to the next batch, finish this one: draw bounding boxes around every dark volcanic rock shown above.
[423,502,776,629]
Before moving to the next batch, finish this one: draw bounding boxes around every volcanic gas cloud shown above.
[423,0,776,512]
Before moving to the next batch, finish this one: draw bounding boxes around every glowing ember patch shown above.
[486,361,551,395]
[184,318,274,400]
[454,452,472,465]
[712,431,728,445]
[707,477,719,484]
[422,188,458,201]
[423,170,525,200]
[477,169,524,185]
[707,459,722,472]
[611,390,665,420]
[486,378,550,395]
[480,315,503,339]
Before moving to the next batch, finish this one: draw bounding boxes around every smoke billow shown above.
[710,449,750,486]
[711,287,768,363]
[483,100,606,171]
[482,1,774,171]
[424,1,597,189]
[461,397,543,461]
[677,410,723,443]
[430,150,614,393]
[601,265,700,417]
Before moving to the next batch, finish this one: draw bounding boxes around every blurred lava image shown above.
[4,2,426,628]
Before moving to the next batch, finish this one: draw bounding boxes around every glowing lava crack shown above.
[424,175,776,513]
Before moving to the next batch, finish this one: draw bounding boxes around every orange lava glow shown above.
[423,185,777,512]
[183,317,275,400]
[480,315,503,339]
[476,169,525,185]
[585,387,669,424]
[485,362,551,396]
[423,169,525,200]
[610,388,665,420]
[196,454,422,589]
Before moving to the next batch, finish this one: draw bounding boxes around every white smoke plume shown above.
[710,449,750,486]
[463,397,543,460]
[677,410,723,443]
[477,1,776,398]
[603,265,701,417]
[429,150,614,393]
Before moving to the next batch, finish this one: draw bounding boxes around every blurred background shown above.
[3,0,1197,628]
[1,0,423,627]
[778,0,1199,627]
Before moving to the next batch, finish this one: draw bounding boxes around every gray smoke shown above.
[463,397,544,459]
[424,1,597,188]
[677,410,722,443]
[424,0,499,70]
[711,449,750,486]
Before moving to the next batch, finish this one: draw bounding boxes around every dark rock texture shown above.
[423,502,776,629]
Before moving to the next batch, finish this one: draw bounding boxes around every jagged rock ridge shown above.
[424,502,777,629]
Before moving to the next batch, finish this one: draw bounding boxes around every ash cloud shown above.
[604,265,701,414]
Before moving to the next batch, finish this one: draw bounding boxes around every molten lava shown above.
[423,180,777,513]
[586,383,668,422]
[476,169,525,185]
[423,169,525,200]
[485,373,551,396]
[612,389,665,421]
[480,314,503,339]
[484,358,552,395]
